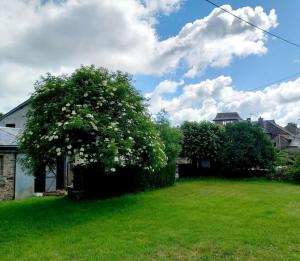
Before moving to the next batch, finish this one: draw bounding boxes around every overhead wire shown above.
[204,0,300,49]
[203,0,300,102]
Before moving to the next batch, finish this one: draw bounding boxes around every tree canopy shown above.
[19,66,167,174]
[221,122,275,171]
[181,121,224,164]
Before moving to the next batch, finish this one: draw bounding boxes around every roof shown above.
[253,119,294,137]
[0,99,30,122]
[268,120,294,136]
[0,127,21,148]
[285,123,300,135]
[213,112,242,121]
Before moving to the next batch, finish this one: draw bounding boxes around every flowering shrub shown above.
[19,66,167,174]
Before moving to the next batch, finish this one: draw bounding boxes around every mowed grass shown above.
[1,179,300,260]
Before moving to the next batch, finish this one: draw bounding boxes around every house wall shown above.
[214,119,239,125]
[271,136,291,149]
[0,149,16,200]
[15,154,34,199]
[0,104,29,129]
[266,123,290,140]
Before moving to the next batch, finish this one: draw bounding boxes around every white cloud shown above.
[0,0,277,113]
[147,76,300,126]
[143,0,182,15]
[155,5,277,77]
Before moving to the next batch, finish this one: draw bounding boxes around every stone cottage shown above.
[0,100,72,199]
[0,127,34,200]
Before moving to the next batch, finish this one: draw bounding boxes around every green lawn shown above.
[1,179,300,260]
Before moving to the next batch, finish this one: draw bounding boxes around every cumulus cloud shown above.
[0,0,277,113]
[155,5,277,77]
[143,0,182,15]
[147,76,300,126]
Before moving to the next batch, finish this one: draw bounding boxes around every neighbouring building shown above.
[0,100,72,200]
[213,112,243,125]
[212,112,300,153]
[252,117,300,152]
[0,127,34,200]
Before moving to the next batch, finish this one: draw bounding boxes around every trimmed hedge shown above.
[72,162,176,199]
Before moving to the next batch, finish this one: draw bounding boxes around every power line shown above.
[244,72,300,92]
[215,71,300,102]
[204,0,300,49]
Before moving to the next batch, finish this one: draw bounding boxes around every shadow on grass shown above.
[0,195,142,244]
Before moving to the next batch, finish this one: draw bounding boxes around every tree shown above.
[181,121,224,166]
[288,152,300,182]
[221,122,275,171]
[19,66,167,175]
[155,110,183,163]
[275,149,291,167]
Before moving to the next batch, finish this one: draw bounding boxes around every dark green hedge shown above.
[71,162,176,199]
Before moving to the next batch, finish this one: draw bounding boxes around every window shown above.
[0,156,3,177]
[5,124,15,128]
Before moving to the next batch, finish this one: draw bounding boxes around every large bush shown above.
[181,121,224,166]
[274,150,291,167]
[221,122,276,173]
[19,66,167,177]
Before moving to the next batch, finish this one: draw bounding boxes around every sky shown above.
[1,0,300,126]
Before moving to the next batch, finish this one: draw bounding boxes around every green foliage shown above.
[288,152,300,182]
[221,122,276,171]
[155,110,183,163]
[181,121,224,163]
[138,162,176,189]
[267,166,292,181]
[19,66,167,174]
[275,150,291,166]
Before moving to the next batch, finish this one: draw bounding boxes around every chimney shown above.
[246,118,251,122]
[286,122,297,134]
[258,116,264,126]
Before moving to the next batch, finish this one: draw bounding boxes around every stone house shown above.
[0,127,34,200]
[213,112,243,125]
[253,117,300,151]
[0,100,72,200]
[212,112,300,152]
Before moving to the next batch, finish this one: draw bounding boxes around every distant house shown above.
[253,117,300,151]
[0,127,34,200]
[212,112,300,153]
[0,100,72,200]
[213,112,243,125]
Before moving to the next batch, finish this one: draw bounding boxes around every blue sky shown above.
[135,0,300,95]
[1,0,300,125]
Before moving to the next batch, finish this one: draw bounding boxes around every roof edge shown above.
[0,99,30,122]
